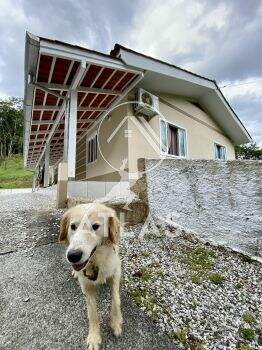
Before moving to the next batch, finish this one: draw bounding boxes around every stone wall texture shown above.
[144,159,262,260]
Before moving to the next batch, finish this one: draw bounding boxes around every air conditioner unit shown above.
[134,88,159,117]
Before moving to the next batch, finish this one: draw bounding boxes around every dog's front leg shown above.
[109,273,123,337]
[85,284,102,350]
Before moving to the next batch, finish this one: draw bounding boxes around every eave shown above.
[111,44,252,145]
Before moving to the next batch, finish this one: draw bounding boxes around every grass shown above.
[236,343,250,350]
[140,267,152,282]
[182,247,216,270]
[141,251,150,258]
[236,282,243,289]
[128,287,147,306]
[191,274,202,284]
[242,255,253,263]
[191,299,198,310]
[242,312,257,325]
[128,287,157,319]
[209,272,225,285]
[188,338,205,350]
[169,329,205,349]
[182,246,216,284]
[239,328,256,341]
[169,328,187,345]
[0,155,33,189]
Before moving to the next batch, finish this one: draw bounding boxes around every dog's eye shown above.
[70,223,77,231]
[92,223,100,231]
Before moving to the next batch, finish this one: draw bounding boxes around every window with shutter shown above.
[160,120,187,157]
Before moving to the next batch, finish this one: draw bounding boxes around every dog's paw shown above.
[110,317,123,337]
[86,332,101,350]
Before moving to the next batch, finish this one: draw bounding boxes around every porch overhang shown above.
[24,33,144,169]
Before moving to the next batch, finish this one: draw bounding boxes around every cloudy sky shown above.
[0,0,261,145]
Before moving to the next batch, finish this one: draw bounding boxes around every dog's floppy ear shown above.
[59,211,70,243]
[108,214,121,244]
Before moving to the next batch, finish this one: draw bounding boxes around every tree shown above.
[0,97,23,158]
[235,142,262,160]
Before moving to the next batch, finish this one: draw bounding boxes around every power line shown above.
[220,79,262,89]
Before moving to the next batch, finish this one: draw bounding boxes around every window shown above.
[214,143,226,160]
[160,120,186,157]
[87,134,98,164]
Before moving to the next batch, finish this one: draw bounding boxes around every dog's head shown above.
[59,203,120,271]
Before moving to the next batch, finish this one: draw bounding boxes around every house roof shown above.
[111,44,216,84]
[24,34,252,169]
[110,44,252,145]
[23,33,143,169]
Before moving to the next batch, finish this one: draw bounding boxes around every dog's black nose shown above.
[67,249,82,263]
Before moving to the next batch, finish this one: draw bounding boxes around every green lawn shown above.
[0,155,33,189]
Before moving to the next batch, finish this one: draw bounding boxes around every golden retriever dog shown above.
[59,203,122,350]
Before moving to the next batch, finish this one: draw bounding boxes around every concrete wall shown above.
[68,180,129,200]
[143,159,262,260]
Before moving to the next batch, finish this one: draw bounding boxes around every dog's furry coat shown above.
[59,203,122,350]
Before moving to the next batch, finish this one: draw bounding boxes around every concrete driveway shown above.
[0,189,176,350]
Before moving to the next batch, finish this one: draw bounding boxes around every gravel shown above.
[120,217,262,350]
[0,187,62,254]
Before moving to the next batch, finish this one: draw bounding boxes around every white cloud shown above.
[122,0,230,68]
[221,78,262,146]
[242,118,262,147]
[0,0,26,24]
[121,1,261,146]
[220,79,262,101]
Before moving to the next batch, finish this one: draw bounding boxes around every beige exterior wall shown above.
[158,94,235,160]
[126,93,235,175]
[75,92,236,181]
[75,102,129,181]
[126,103,159,175]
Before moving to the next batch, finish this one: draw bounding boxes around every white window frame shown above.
[159,118,188,158]
[214,142,227,160]
[86,133,98,165]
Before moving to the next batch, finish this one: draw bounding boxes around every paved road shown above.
[0,189,176,350]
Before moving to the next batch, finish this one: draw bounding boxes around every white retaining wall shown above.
[144,159,262,260]
[67,180,130,201]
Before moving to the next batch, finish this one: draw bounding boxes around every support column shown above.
[44,142,50,187]
[67,90,77,180]
[56,162,68,209]
[32,174,36,192]
[63,99,69,161]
